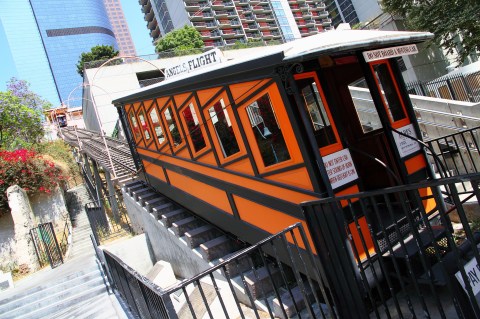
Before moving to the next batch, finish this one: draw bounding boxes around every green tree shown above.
[6,78,52,111]
[0,92,43,149]
[380,0,480,64]
[155,25,204,55]
[76,45,119,77]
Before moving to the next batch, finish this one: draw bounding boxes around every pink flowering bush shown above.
[0,149,66,213]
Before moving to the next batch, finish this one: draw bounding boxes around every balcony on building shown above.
[322,18,332,26]
[243,14,255,22]
[293,12,304,19]
[305,19,315,27]
[189,10,215,20]
[138,0,148,5]
[214,10,229,18]
[141,0,152,14]
[303,11,313,18]
[150,25,160,39]
[308,27,319,35]
[185,1,209,11]
[147,17,157,30]
[193,21,218,30]
[144,7,154,22]
[242,23,258,30]
[235,0,249,6]
[221,29,244,38]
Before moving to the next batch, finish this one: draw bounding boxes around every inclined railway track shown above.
[60,127,137,185]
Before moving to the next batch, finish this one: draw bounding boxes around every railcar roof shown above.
[113,29,432,105]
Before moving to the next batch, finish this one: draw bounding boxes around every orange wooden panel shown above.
[175,147,191,159]
[167,170,233,214]
[264,167,313,191]
[229,79,271,102]
[348,217,375,262]
[234,195,314,250]
[143,160,166,182]
[335,184,360,207]
[173,92,192,109]
[419,187,437,215]
[223,158,255,175]
[197,87,222,106]
[405,153,427,175]
[156,96,170,110]
[197,151,217,166]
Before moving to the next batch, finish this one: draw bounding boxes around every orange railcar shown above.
[114,29,435,262]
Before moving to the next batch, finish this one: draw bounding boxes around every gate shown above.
[302,173,480,318]
[30,222,63,269]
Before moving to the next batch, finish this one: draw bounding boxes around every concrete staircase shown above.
[0,185,128,319]
[124,181,327,318]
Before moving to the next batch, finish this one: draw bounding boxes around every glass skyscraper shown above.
[0,0,118,107]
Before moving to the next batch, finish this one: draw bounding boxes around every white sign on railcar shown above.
[392,123,421,158]
[456,257,480,296]
[363,44,418,62]
[164,49,224,79]
[322,148,358,189]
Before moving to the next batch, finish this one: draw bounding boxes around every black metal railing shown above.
[85,194,132,246]
[58,213,71,256]
[405,70,480,103]
[102,223,335,319]
[302,173,480,318]
[30,222,64,269]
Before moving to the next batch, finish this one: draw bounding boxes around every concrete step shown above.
[152,202,176,218]
[160,209,189,227]
[200,235,238,262]
[0,270,106,318]
[129,185,149,197]
[172,216,204,237]
[45,293,118,319]
[244,265,283,300]
[218,251,252,278]
[137,191,159,206]
[133,188,154,201]
[185,225,221,249]
[145,196,168,212]
[272,284,316,319]
[11,284,108,319]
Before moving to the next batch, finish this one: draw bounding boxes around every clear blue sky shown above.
[120,0,156,56]
[0,1,154,91]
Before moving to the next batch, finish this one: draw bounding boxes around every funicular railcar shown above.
[114,29,439,276]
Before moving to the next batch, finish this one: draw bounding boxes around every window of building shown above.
[182,102,207,153]
[137,109,151,140]
[207,98,240,158]
[129,110,141,140]
[164,106,182,146]
[149,107,166,145]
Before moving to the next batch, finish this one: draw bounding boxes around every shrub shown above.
[0,149,66,213]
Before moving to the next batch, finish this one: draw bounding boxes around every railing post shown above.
[303,203,369,319]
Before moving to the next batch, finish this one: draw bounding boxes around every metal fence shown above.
[302,173,480,318]
[30,222,64,269]
[101,223,335,319]
[85,194,132,246]
[405,70,480,103]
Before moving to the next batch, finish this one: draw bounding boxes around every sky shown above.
[0,1,155,92]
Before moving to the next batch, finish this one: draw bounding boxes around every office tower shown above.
[324,0,359,28]
[0,0,118,107]
[104,0,137,56]
[140,0,331,47]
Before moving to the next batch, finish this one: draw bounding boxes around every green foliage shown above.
[33,140,80,183]
[0,91,44,150]
[0,149,66,213]
[381,0,480,64]
[155,25,204,53]
[76,45,119,77]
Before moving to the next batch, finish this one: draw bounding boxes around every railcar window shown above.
[348,77,382,133]
[372,63,406,123]
[149,108,165,144]
[164,107,182,146]
[208,99,240,158]
[129,110,141,139]
[246,93,290,167]
[298,80,337,148]
[182,103,206,152]
[138,109,151,140]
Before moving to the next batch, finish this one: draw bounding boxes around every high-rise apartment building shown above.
[140,0,330,48]
[103,0,137,56]
[324,0,359,27]
[0,0,118,107]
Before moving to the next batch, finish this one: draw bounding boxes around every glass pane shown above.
[164,107,182,146]
[208,99,240,158]
[373,63,406,122]
[348,77,382,133]
[149,108,165,144]
[182,103,206,152]
[297,79,337,148]
[138,110,151,140]
[246,93,290,167]
[129,110,141,139]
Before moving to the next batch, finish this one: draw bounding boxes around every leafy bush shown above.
[0,149,66,213]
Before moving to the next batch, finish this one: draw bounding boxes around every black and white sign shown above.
[456,257,480,296]
[165,49,223,79]
[393,124,421,158]
[363,44,418,62]
[322,149,359,189]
